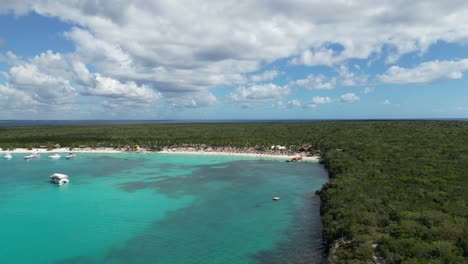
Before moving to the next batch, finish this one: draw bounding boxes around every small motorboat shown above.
[286,156,302,162]
[66,153,76,159]
[4,152,13,159]
[273,196,281,201]
[24,153,40,160]
[48,153,61,159]
[50,173,69,185]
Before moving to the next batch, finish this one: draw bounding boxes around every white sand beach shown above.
[157,149,320,161]
[0,147,319,161]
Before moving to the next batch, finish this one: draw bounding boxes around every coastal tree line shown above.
[0,121,467,263]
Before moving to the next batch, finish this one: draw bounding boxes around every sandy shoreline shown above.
[157,150,320,161]
[0,148,320,161]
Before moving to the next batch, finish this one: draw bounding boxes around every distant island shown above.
[0,120,467,263]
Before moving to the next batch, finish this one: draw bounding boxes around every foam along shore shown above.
[0,147,319,161]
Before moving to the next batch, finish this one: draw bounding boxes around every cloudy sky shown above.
[0,1,467,120]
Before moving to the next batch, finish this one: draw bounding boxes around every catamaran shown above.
[3,152,13,159]
[50,173,69,185]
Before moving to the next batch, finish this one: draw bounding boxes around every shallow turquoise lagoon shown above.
[0,153,328,264]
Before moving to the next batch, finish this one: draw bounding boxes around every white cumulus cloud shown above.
[340,93,360,103]
[287,99,302,108]
[291,48,338,66]
[231,83,290,101]
[362,87,375,94]
[4,51,76,105]
[249,70,279,83]
[1,1,468,114]
[0,84,39,108]
[87,74,161,104]
[379,59,468,84]
[312,96,332,105]
[295,74,337,90]
[231,83,289,108]
[1,1,468,98]
[303,96,334,108]
[0,50,162,111]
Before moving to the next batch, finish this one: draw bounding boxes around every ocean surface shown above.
[1,118,466,127]
[0,120,312,126]
[0,153,328,264]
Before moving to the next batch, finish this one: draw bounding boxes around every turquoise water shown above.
[0,153,328,264]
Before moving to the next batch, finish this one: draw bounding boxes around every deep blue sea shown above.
[0,120,304,126]
[1,119,466,127]
[0,153,328,264]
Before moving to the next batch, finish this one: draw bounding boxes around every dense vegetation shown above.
[1,121,467,263]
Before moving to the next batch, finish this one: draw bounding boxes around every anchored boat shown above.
[24,153,40,160]
[286,156,302,162]
[48,154,61,159]
[50,173,69,185]
[3,152,13,159]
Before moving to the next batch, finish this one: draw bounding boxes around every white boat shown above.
[4,152,13,159]
[50,173,69,185]
[66,153,76,159]
[24,153,40,160]
[48,153,61,159]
